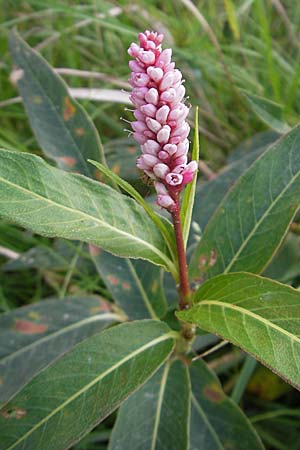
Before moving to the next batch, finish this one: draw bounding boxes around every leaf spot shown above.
[122,282,131,290]
[112,164,120,175]
[203,383,224,403]
[14,319,48,335]
[57,156,77,168]
[31,95,42,104]
[1,408,27,420]
[63,97,76,121]
[107,275,119,285]
[28,311,41,320]
[75,127,85,136]
[128,146,137,154]
[89,244,101,256]
[10,68,24,84]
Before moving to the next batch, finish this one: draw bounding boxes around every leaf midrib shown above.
[150,362,170,450]
[191,393,223,449]
[0,175,173,269]
[126,259,158,320]
[6,332,175,450]
[193,300,300,344]
[224,156,300,273]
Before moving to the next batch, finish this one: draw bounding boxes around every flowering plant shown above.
[0,30,300,450]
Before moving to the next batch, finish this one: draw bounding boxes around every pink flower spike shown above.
[166,172,183,187]
[146,117,162,133]
[157,194,175,210]
[147,66,164,82]
[128,30,197,211]
[140,104,157,118]
[156,105,170,124]
[142,139,160,155]
[145,88,159,105]
[182,161,198,185]
[153,163,170,179]
[154,181,168,195]
[157,125,171,144]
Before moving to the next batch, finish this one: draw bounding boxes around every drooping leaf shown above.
[91,246,167,320]
[189,359,264,450]
[109,359,190,450]
[9,30,102,178]
[189,126,300,281]
[178,272,300,389]
[0,296,120,405]
[0,320,176,450]
[242,91,290,134]
[0,149,175,273]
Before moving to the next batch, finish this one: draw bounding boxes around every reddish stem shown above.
[171,193,191,310]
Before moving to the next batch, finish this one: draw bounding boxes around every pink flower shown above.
[128,30,197,211]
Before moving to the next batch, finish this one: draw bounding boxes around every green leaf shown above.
[0,296,120,406]
[189,359,264,450]
[242,91,290,134]
[0,320,175,450]
[191,133,274,234]
[189,125,300,281]
[9,30,102,178]
[88,159,176,258]
[0,149,175,273]
[91,247,167,320]
[263,233,300,283]
[178,272,300,389]
[181,106,199,248]
[109,359,190,450]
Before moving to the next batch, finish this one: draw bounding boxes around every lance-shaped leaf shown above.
[9,30,102,178]
[0,149,175,273]
[91,246,167,320]
[189,125,300,281]
[0,296,120,405]
[190,360,264,450]
[191,138,273,234]
[0,320,175,450]
[178,272,300,389]
[109,359,190,450]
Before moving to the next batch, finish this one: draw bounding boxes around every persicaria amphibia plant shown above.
[1,27,300,450]
[128,30,197,211]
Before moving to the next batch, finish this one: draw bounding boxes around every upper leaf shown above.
[190,359,264,450]
[0,296,120,405]
[109,358,190,450]
[0,149,175,272]
[0,320,175,450]
[178,272,300,389]
[9,30,102,178]
[189,125,300,281]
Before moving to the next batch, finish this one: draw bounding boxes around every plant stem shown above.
[171,193,191,310]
